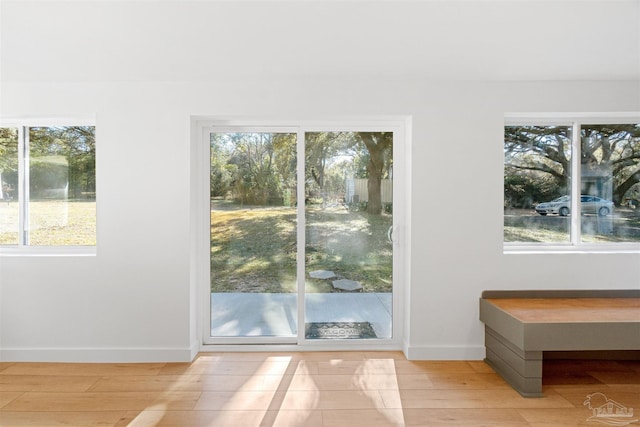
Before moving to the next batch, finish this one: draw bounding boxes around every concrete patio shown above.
[211,292,392,339]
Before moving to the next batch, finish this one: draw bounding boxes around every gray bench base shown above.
[480,289,640,398]
[484,326,543,397]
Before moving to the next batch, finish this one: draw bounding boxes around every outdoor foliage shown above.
[210,133,296,205]
[504,171,560,209]
[0,126,96,246]
[0,201,96,245]
[210,204,297,293]
[305,207,392,292]
[357,132,393,214]
[210,203,392,293]
[504,123,640,243]
[211,132,393,213]
[210,131,394,294]
[0,126,96,201]
[306,132,355,201]
[504,124,640,207]
[0,128,19,200]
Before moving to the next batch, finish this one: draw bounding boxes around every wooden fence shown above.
[345,178,392,204]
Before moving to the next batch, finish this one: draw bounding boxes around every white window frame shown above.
[504,112,640,254]
[191,116,411,351]
[0,116,96,256]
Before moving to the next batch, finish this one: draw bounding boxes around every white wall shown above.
[1,1,639,362]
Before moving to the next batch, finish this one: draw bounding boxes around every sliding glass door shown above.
[206,125,397,345]
[304,132,393,340]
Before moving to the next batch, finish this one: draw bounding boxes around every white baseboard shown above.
[0,347,196,363]
[1,344,485,363]
[190,339,200,360]
[405,345,486,360]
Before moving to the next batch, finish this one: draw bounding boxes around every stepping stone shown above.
[332,279,363,292]
[309,270,336,279]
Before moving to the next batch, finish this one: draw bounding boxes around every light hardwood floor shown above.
[1,352,639,426]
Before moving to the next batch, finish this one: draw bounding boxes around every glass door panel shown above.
[0,128,19,245]
[304,132,393,340]
[209,132,298,340]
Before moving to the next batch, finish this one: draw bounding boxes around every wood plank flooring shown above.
[1,352,638,426]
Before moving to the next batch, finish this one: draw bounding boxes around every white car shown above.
[535,195,614,216]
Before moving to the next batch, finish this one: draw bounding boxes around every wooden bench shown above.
[479,290,640,397]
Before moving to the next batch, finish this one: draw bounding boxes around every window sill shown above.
[0,246,96,257]
[504,244,640,255]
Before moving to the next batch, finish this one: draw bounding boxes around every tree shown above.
[0,128,19,199]
[581,124,640,204]
[28,126,96,199]
[306,132,332,192]
[504,124,640,206]
[210,134,235,197]
[211,132,296,205]
[356,132,393,215]
[211,131,394,213]
[504,126,571,192]
[305,132,355,202]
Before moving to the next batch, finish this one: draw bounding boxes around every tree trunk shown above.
[367,169,382,214]
[358,132,391,215]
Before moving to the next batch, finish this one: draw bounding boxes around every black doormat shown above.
[305,322,377,339]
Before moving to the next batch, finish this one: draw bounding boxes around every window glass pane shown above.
[504,125,572,243]
[0,128,19,245]
[209,132,297,338]
[28,126,96,245]
[305,132,393,340]
[580,124,640,243]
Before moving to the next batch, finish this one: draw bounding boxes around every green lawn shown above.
[210,202,393,293]
[0,200,96,245]
[504,208,640,243]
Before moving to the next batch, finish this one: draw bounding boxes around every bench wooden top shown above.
[484,298,640,323]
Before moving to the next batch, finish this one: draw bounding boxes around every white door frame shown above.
[191,117,411,352]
